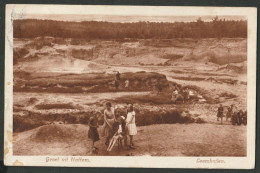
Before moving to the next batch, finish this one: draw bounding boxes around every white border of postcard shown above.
[4,4,257,168]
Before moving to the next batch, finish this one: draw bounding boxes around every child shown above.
[226,105,233,121]
[118,116,127,147]
[126,104,137,149]
[88,112,100,153]
[217,104,224,124]
[107,116,127,152]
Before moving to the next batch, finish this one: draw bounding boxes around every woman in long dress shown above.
[102,102,115,146]
[126,104,137,149]
[88,112,100,153]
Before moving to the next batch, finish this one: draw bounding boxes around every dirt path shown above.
[13,123,246,156]
[14,92,150,105]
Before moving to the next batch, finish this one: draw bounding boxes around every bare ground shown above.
[13,123,246,156]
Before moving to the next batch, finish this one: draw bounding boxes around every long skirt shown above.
[101,119,114,137]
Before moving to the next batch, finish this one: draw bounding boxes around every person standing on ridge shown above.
[217,104,224,124]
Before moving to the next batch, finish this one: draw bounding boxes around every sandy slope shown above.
[13,37,248,157]
[13,123,246,156]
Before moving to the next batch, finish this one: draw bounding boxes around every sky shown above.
[15,14,246,23]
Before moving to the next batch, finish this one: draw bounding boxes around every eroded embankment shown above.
[14,71,228,133]
[13,102,206,133]
[14,71,170,93]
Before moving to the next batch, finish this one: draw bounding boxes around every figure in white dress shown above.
[125,80,129,88]
[126,104,137,149]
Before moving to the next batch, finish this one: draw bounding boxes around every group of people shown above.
[217,104,247,125]
[171,85,191,103]
[88,102,137,154]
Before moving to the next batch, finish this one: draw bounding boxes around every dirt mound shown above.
[34,124,77,142]
[183,50,246,65]
[14,71,170,93]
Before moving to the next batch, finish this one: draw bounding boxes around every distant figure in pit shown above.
[174,85,179,92]
[172,89,178,96]
[183,88,190,102]
[237,109,244,126]
[125,79,129,88]
[217,104,224,124]
[226,105,233,121]
[114,71,120,90]
[116,71,120,81]
[156,84,163,94]
[115,80,119,90]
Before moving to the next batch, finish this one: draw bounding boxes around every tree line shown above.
[13,17,247,39]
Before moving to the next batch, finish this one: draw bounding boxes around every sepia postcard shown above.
[4,4,256,168]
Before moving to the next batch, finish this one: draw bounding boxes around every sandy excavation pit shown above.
[13,37,247,156]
